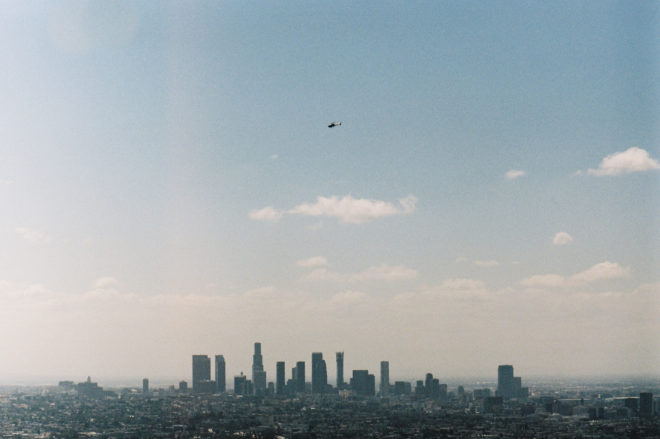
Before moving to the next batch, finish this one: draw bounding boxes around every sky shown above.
[0,1,658,386]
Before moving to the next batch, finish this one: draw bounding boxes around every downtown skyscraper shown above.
[311,352,327,394]
[215,355,226,393]
[294,361,305,393]
[252,342,266,395]
[380,361,390,395]
[276,361,285,395]
[192,355,211,394]
[336,352,344,389]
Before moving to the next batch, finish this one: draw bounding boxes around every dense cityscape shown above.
[1,342,658,438]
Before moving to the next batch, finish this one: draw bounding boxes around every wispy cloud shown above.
[248,206,282,222]
[571,261,631,284]
[552,232,573,246]
[15,227,49,243]
[520,261,631,288]
[586,147,660,176]
[289,194,417,224]
[296,256,328,268]
[251,194,418,224]
[505,169,526,180]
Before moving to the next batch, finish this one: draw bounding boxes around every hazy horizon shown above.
[1,1,658,382]
[4,370,660,390]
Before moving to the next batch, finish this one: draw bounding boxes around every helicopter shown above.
[328,122,342,128]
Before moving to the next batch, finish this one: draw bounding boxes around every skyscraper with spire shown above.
[252,342,266,395]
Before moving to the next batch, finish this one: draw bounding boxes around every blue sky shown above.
[0,1,658,384]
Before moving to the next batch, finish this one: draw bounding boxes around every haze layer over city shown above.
[1,1,658,384]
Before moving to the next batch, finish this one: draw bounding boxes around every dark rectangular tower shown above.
[336,352,344,389]
[276,361,285,395]
[497,365,514,399]
[192,355,211,393]
[295,361,305,393]
[311,352,327,394]
[215,355,226,393]
[380,361,389,395]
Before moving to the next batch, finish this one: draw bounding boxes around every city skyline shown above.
[1,1,658,383]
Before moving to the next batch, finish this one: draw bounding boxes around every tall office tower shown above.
[380,361,390,395]
[640,392,653,417]
[295,361,306,393]
[192,355,211,393]
[252,342,264,379]
[276,361,285,395]
[352,370,375,396]
[424,373,434,397]
[215,355,226,393]
[311,352,328,394]
[497,365,514,399]
[336,352,344,389]
[252,342,266,395]
[234,374,247,395]
[142,378,149,394]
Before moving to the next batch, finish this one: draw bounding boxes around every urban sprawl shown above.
[1,342,658,438]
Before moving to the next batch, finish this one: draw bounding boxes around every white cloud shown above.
[587,147,660,176]
[296,256,328,268]
[552,232,573,246]
[248,206,282,222]
[505,169,526,180]
[252,195,418,224]
[15,227,49,243]
[475,259,499,267]
[570,261,631,284]
[270,154,279,160]
[520,261,631,288]
[289,194,417,224]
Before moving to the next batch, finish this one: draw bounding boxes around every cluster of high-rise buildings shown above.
[189,343,528,401]
[193,344,366,396]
